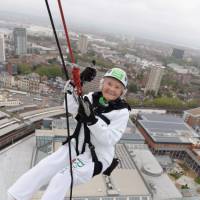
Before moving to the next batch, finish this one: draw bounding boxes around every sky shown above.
[1,0,200,49]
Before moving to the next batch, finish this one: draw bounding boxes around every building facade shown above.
[13,28,27,56]
[172,48,184,59]
[136,113,200,176]
[0,33,5,63]
[184,107,200,130]
[144,65,165,95]
[78,34,88,54]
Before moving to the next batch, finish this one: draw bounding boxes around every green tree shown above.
[18,63,31,74]
[195,177,200,184]
[186,99,199,108]
[127,98,141,106]
[153,97,183,108]
[35,65,63,78]
[128,82,138,93]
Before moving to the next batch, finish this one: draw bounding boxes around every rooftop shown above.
[120,119,145,144]
[1,115,183,200]
[128,144,182,200]
[138,113,199,144]
[185,107,200,117]
[33,170,151,200]
[0,135,36,200]
[0,123,21,137]
[0,110,10,118]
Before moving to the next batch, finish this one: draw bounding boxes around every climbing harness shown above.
[63,91,131,176]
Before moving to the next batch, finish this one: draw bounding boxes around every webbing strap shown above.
[62,122,82,156]
[95,113,110,125]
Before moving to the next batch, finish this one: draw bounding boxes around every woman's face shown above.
[102,77,124,101]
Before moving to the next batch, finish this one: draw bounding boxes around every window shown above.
[141,197,148,200]
[116,197,127,200]
[129,197,140,200]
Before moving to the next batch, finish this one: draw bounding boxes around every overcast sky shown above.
[1,0,200,49]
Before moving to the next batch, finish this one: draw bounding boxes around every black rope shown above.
[45,0,69,80]
[44,1,74,199]
[64,93,74,200]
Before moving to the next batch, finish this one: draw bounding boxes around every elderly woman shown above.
[8,68,130,200]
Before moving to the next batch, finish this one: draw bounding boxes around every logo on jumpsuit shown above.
[72,158,85,169]
[59,158,85,174]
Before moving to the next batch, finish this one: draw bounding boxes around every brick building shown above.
[184,107,200,131]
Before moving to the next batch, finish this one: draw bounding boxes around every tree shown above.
[35,65,62,78]
[128,82,138,93]
[18,63,31,74]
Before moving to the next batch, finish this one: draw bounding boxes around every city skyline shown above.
[0,0,200,49]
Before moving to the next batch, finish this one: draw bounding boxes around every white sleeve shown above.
[88,108,129,146]
[63,92,94,117]
[63,93,79,117]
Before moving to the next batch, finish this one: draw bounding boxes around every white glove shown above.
[64,80,75,94]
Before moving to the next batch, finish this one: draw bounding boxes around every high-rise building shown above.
[13,28,27,56]
[144,65,165,95]
[77,34,88,54]
[0,33,5,63]
[172,48,184,59]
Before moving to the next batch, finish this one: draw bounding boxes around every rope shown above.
[57,0,75,64]
[44,0,69,80]
[57,0,82,95]
[44,1,74,199]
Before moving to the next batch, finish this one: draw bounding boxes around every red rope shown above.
[57,0,82,95]
[57,0,75,63]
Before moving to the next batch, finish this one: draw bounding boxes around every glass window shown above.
[129,197,140,200]
[141,197,148,200]
[116,197,127,200]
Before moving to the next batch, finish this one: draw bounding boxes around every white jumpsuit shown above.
[8,92,129,200]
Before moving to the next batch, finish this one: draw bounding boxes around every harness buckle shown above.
[88,144,95,150]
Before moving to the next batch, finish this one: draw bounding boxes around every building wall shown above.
[0,34,5,63]
[29,80,40,93]
[17,79,29,91]
[154,149,200,176]
[78,35,88,54]
[0,73,15,88]
[13,28,27,56]
[144,65,165,95]
[172,48,184,59]
[186,116,200,128]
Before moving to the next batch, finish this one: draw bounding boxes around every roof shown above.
[0,135,36,200]
[0,123,21,137]
[33,170,150,199]
[130,109,166,116]
[120,119,145,143]
[6,104,37,113]
[110,169,150,196]
[19,106,64,118]
[185,107,200,117]
[0,110,10,118]
[138,113,198,144]
[131,146,182,199]
[141,113,184,123]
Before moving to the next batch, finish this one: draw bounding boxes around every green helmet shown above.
[104,68,128,87]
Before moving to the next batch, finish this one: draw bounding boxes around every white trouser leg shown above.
[8,144,76,200]
[7,193,16,200]
[41,152,94,200]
